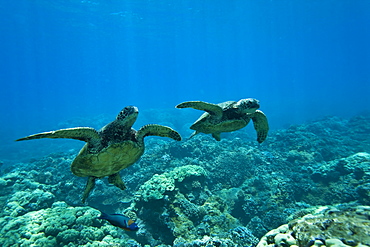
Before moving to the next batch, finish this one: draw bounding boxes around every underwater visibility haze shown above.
[0,1,370,246]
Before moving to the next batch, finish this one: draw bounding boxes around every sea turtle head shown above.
[235,98,260,114]
[116,106,139,128]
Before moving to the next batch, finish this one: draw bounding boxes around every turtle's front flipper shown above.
[251,110,269,143]
[176,101,223,117]
[15,127,100,143]
[136,124,182,141]
[82,176,97,203]
[108,173,126,190]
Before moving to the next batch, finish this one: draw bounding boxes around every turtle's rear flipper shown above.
[176,101,223,117]
[136,124,182,141]
[82,176,97,203]
[108,173,126,190]
[251,110,269,143]
[15,127,100,143]
[211,133,221,141]
[189,131,199,139]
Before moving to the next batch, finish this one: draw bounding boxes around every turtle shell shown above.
[71,140,144,178]
[190,101,249,133]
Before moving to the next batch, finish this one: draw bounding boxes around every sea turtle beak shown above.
[126,106,139,115]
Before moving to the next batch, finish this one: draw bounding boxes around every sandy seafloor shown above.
[0,112,370,247]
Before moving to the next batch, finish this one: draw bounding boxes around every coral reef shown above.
[0,201,135,246]
[310,152,370,204]
[135,165,207,202]
[128,164,242,245]
[128,163,259,246]
[257,204,370,247]
[0,113,370,246]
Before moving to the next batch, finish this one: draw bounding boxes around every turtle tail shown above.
[136,124,182,142]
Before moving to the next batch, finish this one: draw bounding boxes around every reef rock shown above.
[127,165,259,246]
[0,201,136,246]
[257,204,370,247]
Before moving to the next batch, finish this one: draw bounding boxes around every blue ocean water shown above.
[0,0,369,161]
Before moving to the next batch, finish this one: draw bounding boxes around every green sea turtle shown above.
[16,106,182,203]
[176,98,269,142]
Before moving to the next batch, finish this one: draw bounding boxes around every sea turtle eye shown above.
[243,100,253,108]
[117,110,128,120]
[118,106,135,119]
[123,109,130,115]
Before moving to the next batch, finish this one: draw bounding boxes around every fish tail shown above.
[97,211,109,220]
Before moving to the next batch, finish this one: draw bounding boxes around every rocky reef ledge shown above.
[258,204,370,247]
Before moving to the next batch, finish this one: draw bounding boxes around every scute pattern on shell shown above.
[71,141,144,178]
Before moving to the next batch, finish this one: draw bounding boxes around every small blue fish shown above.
[98,211,139,231]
